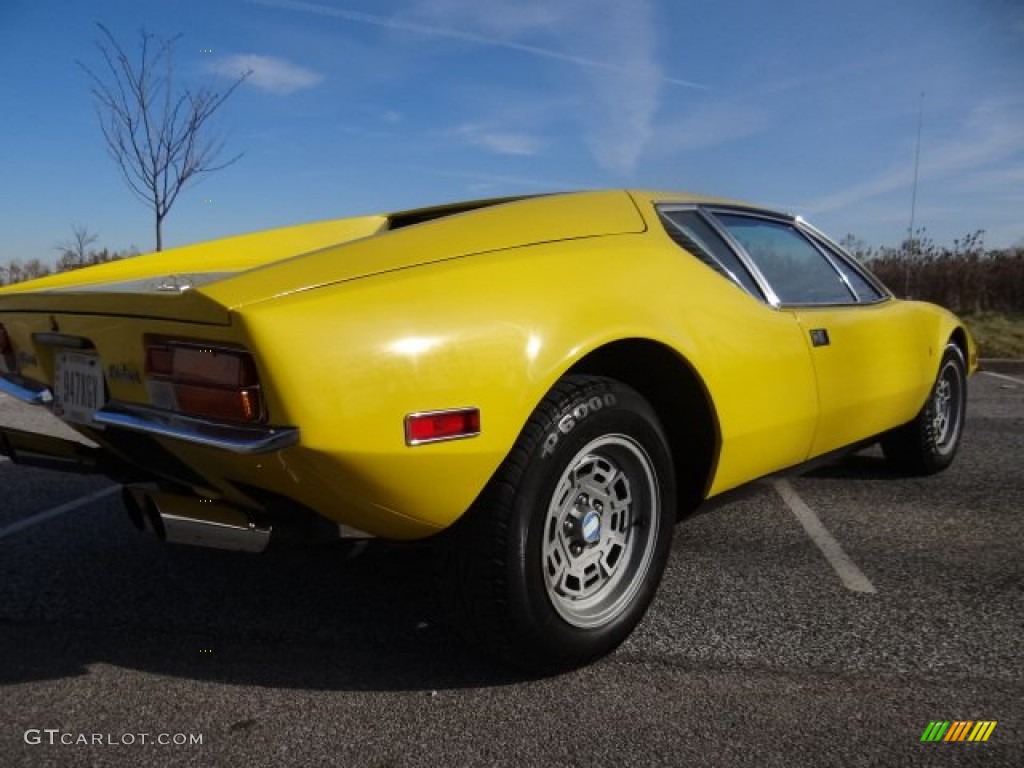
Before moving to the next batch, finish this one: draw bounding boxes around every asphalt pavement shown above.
[1,372,1021,767]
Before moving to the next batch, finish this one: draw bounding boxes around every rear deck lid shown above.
[0,190,646,322]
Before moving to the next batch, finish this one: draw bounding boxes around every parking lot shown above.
[1,372,1021,767]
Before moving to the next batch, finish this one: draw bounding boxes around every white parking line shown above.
[0,486,120,541]
[982,370,1024,386]
[773,479,877,594]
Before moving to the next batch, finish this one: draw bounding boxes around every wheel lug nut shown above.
[593,500,603,512]
[577,494,588,505]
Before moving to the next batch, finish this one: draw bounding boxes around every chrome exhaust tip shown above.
[122,487,270,553]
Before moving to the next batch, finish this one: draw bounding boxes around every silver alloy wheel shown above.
[931,357,965,453]
[541,434,660,629]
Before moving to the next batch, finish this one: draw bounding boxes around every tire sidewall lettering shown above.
[540,393,617,459]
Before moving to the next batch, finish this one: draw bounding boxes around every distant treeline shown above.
[2,232,1022,315]
[0,246,138,287]
[844,231,1024,314]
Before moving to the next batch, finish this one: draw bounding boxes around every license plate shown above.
[54,352,106,424]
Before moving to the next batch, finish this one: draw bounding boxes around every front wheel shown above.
[439,376,675,672]
[882,343,967,475]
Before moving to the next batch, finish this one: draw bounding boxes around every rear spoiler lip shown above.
[0,288,232,326]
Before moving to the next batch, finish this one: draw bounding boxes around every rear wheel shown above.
[439,376,675,672]
[882,343,967,475]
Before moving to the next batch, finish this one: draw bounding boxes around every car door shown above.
[711,212,932,458]
[658,207,820,491]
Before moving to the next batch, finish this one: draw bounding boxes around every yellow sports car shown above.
[0,190,975,670]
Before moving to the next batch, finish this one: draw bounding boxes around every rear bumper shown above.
[0,372,53,405]
[0,372,298,455]
[93,402,299,454]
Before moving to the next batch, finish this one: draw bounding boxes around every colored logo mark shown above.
[920,721,997,742]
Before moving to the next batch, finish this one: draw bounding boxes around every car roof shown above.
[384,189,795,230]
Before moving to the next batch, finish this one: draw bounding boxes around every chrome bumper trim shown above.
[0,373,54,405]
[0,373,296,454]
[93,402,299,454]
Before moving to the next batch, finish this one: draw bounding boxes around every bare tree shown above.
[81,24,250,251]
[2,259,52,285]
[54,224,99,269]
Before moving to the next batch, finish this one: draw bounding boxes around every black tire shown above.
[881,343,967,475]
[438,375,675,673]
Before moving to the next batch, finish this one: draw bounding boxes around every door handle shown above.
[809,328,830,347]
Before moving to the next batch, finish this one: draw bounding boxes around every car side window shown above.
[659,209,764,299]
[806,234,886,302]
[713,214,856,305]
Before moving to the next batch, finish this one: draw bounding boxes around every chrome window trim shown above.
[797,219,894,302]
[703,207,891,309]
[784,221,859,304]
[696,207,785,308]
[789,222,866,303]
[656,203,775,304]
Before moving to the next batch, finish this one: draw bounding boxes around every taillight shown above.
[145,340,264,423]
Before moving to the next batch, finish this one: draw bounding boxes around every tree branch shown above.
[78,24,249,250]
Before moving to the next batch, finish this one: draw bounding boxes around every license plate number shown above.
[54,352,105,424]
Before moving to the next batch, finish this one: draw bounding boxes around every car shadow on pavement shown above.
[0,534,535,692]
[0,451,918,693]
[802,452,905,480]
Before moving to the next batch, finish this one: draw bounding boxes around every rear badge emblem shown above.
[154,275,194,293]
[107,363,142,384]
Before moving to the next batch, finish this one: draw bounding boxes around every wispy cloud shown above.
[210,54,323,94]
[406,0,680,175]
[250,0,704,89]
[565,0,664,175]
[650,101,769,154]
[456,123,543,156]
[806,99,1024,215]
[249,0,703,175]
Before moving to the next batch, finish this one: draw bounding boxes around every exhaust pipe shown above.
[122,487,270,553]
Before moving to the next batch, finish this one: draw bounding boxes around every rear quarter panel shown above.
[236,231,820,535]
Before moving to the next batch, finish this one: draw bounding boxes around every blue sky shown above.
[1,0,1022,264]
